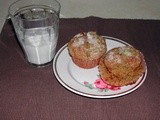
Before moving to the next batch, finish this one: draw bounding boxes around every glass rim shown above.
[8,0,61,18]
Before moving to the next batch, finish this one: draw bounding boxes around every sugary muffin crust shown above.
[99,46,146,86]
[68,32,106,60]
[68,32,107,68]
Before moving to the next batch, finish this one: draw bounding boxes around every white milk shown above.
[23,28,57,65]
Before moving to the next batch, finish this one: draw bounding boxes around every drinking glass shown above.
[8,0,61,67]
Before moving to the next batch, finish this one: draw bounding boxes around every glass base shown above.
[27,60,53,68]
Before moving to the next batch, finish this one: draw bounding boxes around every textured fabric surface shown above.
[0,17,160,120]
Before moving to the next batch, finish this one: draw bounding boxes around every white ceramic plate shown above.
[53,36,147,98]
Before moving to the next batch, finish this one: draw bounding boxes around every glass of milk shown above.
[8,0,61,67]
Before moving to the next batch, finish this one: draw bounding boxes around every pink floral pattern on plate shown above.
[83,76,121,92]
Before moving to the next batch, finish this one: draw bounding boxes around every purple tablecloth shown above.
[0,17,160,120]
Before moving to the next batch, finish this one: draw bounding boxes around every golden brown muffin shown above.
[68,32,107,69]
[99,46,146,86]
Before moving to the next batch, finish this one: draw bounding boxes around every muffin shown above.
[68,32,107,69]
[99,46,146,86]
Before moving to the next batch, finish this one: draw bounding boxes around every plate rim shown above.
[53,36,147,99]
